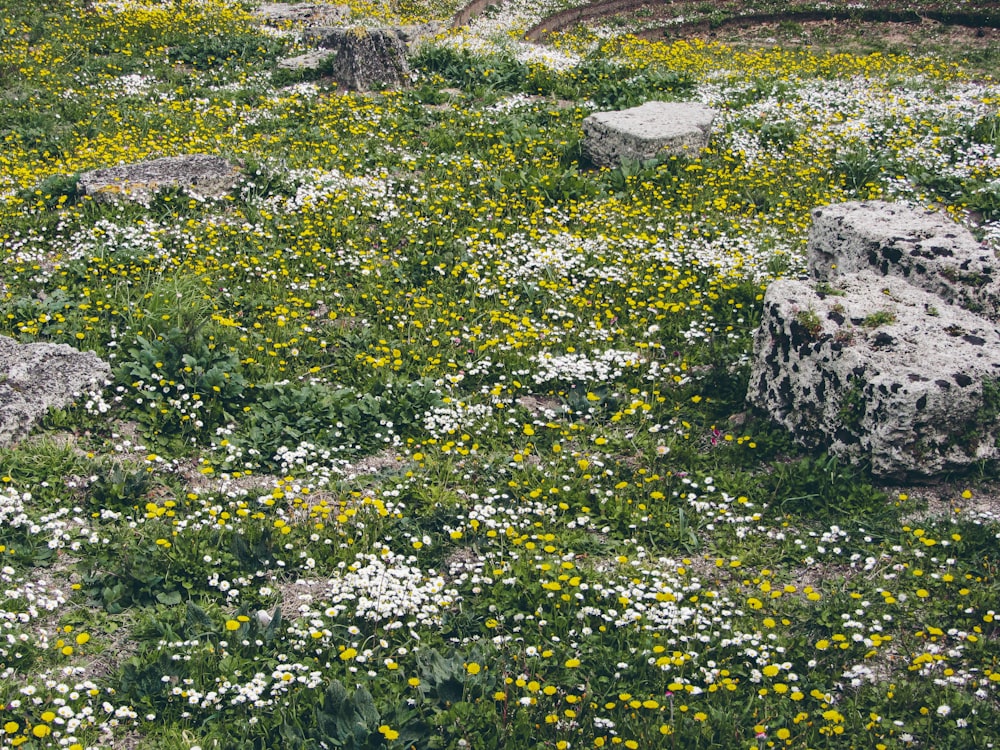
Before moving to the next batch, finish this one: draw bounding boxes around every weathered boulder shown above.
[79,155,241,203]
[748,273,1000,477]
[303,27,411,90]
[255,3,350,27]
[748,201,1000,478]
[809,201,1000,320]
[0,336,111,446]
[581,101,716,168]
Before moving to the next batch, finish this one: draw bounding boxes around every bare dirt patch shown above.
[682,17,1000,66]
[892,479,1000,525]
[277,577,334,620]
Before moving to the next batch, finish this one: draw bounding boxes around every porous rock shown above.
[303,27,411,90]
[748,273,1000,477]
[255,3,350,27]
[79,155,241,203]
[809,200,1000,320]
[0,336,111,446]
[748,200,1000,478]
[581,101,716,168]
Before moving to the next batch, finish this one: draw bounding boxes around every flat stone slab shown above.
[255,3,350,26]
[0,336,111,446]
[278,49,336,70]
[79,155,241,203]
[748,273,1000,478]
[582,101,716,168]
[809,200,1000,320]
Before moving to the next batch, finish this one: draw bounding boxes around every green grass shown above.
[0,0,997,749]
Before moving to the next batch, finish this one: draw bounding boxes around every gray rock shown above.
[809,201,1000,320]
[79,155,241,203]
[277,49,336,70]
[303,27,411,91]
[747,273,1000,477]
[749,200,1000,478]
[255,3,350,26]
[392,21,444,51]
[0,336,111,446]
[582,101,716,168]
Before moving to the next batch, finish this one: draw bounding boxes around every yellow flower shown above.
[378,724,399,741]
[32,725,51,738]
[225,619,240,631]
[565,658,581,668]
[339,647,358,661]
[466,662,481,675]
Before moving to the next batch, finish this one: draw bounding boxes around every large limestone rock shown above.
[809,201,1000,320]
[748,274,1000,477]
[303,27,411,90]
[0,336,111,446]
[79,155,241,203]
[748,201,1000,478]
[277,23,438,73]
[582,101,716,168]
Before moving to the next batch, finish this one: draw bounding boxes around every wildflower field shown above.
[1,0,999,748]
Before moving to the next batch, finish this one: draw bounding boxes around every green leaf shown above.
[353,685,379,729]
[156,590,183,606]
[263,606,282,643]
[185,600,213,631]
